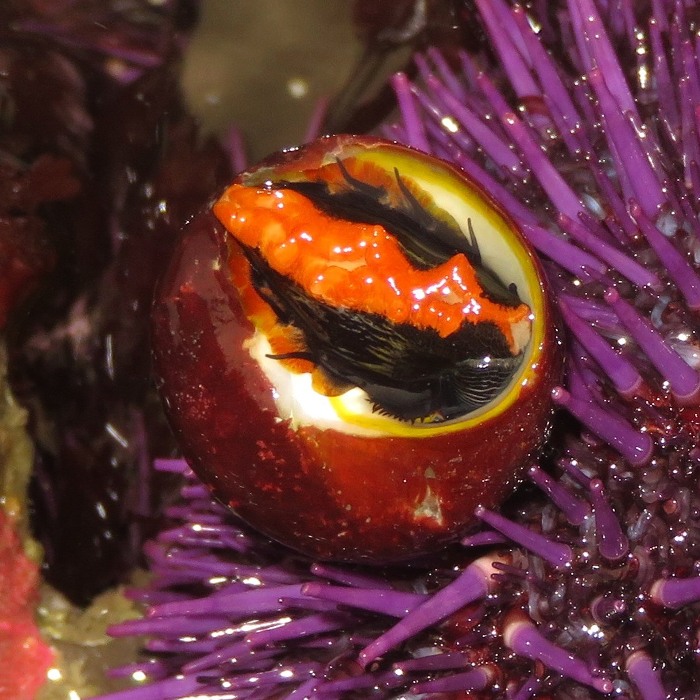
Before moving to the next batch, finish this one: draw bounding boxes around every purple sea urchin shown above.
[101,0,700,697]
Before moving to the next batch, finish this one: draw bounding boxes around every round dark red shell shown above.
[151,136,562,563]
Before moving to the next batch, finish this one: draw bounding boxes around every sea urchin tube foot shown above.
[151,134,561,562]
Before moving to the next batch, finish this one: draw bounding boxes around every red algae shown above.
[0,510,53,700]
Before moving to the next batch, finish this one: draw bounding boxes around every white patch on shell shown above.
[245,332,380,436]
[413,485,444,526]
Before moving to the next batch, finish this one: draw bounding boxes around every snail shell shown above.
[152,135,562,562]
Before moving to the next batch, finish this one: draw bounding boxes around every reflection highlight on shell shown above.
[103,1,700,698]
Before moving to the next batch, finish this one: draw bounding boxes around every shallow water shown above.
[184,1,357,159]
[183,0,412,159]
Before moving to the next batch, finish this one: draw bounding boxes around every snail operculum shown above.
[214,141,532,424]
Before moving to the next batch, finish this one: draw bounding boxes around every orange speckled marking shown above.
[214,183,530,350]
